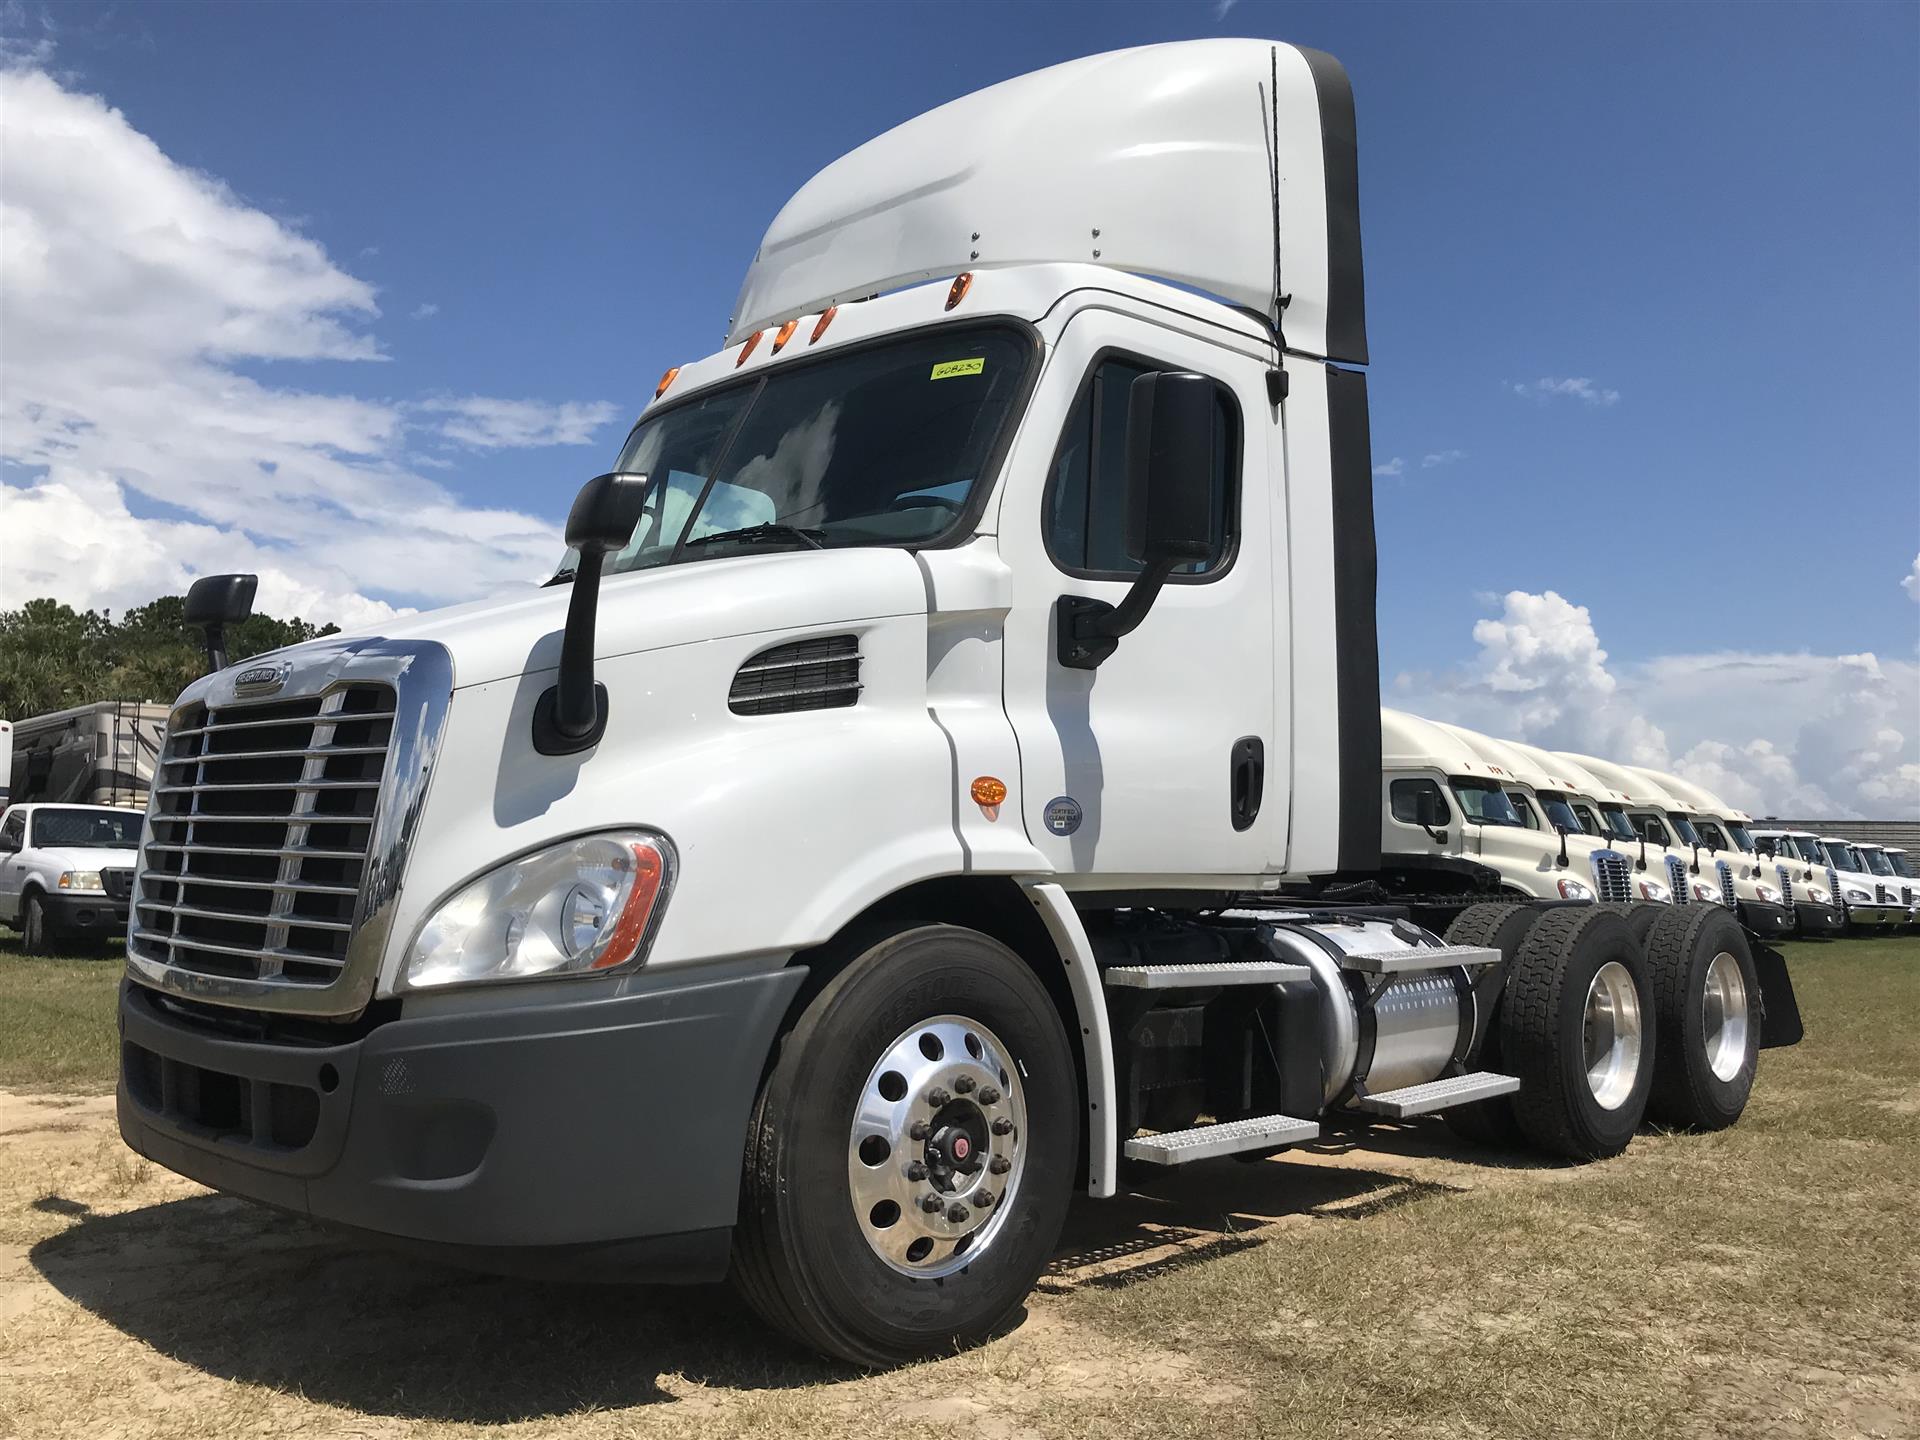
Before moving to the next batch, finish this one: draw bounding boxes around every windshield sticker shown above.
[930,357,986,380]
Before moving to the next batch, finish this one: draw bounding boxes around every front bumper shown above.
[1736,900,1794,938]
[1793,901,1847,936]
[117,961,805,1281]
[42,891,130,935]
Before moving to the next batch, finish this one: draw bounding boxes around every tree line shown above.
[0,595,338,722]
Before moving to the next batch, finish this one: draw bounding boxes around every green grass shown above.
[0,931,125,1092]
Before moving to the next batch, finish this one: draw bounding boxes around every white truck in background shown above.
[1857,844,1918,924]
[1630,768,1796,939]
[1813,836,1906,928]
[113,41,1801,1365]
[1750,828,1862,933]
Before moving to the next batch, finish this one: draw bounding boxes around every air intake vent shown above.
[1716,859,1736,910]
[730,635,862,716]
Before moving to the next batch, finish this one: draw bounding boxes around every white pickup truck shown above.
[114,40,1802,1365]
[0,802,141,952]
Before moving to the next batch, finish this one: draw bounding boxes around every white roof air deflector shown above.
[728,39,1367,365]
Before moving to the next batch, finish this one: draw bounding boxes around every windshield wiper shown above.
[545,567,577,587]
[684,523,826,551]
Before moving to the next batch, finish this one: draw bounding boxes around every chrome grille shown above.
[730,635,862,716]
[1717,859,1736,909]
[1777,864,1795,914]
[130,685,395,988]
[1876,883,1890,905]
[1666,855,1689,905]
[1590,850,1632,905]
[1827,867,1840,906]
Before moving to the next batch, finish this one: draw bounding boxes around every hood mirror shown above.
[184,573,258,675]
[532,472,650,756]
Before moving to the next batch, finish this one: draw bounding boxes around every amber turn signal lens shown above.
[735,331,763,367]
[971,776,1008,806]
[810,306,838,343]
[652,366,681,400]
[946,272,973,310]
[772,318,799,353]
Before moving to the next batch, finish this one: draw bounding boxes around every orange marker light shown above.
[771,318,800,353]
[971,776,1008,806]
[946,272,974,310]
[810,306,838,344]
[653,366,681,400]
[735,331,763,367]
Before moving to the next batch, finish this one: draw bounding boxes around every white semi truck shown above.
[1628,768,1797,939]
[114,41,1801,1365]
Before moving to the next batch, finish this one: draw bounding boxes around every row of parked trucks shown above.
[91,39,1909,1366]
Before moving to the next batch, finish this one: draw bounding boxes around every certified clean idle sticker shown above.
[1043,795,1083,836]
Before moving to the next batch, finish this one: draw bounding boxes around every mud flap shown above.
[1750,944,1803,1049]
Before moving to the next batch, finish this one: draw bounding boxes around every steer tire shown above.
[732,925,1077,1368]
[1641,905,1760,1130]
[21,894,53,956]
[1440,903,1541,1149]
[1499,906,1655,1161]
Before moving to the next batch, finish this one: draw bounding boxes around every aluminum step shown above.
[1122,1113,1320,1164]
[1337,944,1501,976]
[1351,1071,1521,1119]
[1103,960,1311,990]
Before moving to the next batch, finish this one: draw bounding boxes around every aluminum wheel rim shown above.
[848,1014,1028,1279]
[1701,951,1750,1083]
[1583,960,1643,1111]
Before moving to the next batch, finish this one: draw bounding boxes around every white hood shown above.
[35,845,138,874]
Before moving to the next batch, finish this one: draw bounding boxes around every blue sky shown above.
[2,0,1916,814]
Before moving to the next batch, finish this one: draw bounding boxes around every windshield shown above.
[1887,852,1914,878]
[1825,843,1865,872]
[1728,824,1756,852]
[1538,793,1583,833]
[1791,837,1828,865]
[32,808,140,848]
[1861,848,1896,876]
[1668,813,1701,847]
[1451,781,1523,827]
[1600,806,1640,843]
[576,326,1032,575]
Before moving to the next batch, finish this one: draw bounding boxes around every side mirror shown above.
[184,573,257,675]
[1414,788,1449,829]
[532,472,650,756]
[1059,372,1215,668]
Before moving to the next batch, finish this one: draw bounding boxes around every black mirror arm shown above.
[1555,824,1570,869]
[202,622,229,676]
[1057,555,1181,669]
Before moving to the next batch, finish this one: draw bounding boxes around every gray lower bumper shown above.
[117,962,805,1281]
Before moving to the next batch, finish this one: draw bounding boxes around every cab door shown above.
[996,310,1278,880]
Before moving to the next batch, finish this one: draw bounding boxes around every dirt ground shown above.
[2,940,1917,1439]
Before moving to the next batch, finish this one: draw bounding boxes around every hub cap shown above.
[1701,951,1750,1083]
[848,1015,1027,1278]
[1582,960,1644,1111]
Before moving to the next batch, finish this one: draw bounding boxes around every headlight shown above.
[1637,878,1671,903]
[1806,887,1829,904]
[1754,883,1782,904]
[1691,880,1723,903]
[1557,876,1594,901]
[1843,885,1872,904]
[58,870,105,892]
[404,832,673,990]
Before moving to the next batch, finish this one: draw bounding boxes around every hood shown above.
[289,548,931,689]
[35,846,138,873]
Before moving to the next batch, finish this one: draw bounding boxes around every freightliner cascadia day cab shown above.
[1629,768,1796,938]
[1854,843,1918,924]
[1748,828,1852,934]
[1814,836,1905,928]
[114,41,1802,1365]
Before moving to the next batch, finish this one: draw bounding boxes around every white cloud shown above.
[1395,589,1920,819]
[1372,456,1405,478]
[1213,0,1240,18]
[1510,377,1621,407]
[0,62,617,623]
[410,301,439,320]
[419,396,622,451]
[1903,552,1919,603]
[1421,449,1466,468]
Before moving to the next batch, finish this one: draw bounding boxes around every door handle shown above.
[1230,737,1264,832]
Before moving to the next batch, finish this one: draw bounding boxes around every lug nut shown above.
[991,1117,1014,1135]
[921,1194,943,1214]
[978,1086,1001,1105]
[909,1120,930,1141]
[906,1162,927,1182]
[953,1075,976,1094]
[947,1203,970,1223]
[973,1190,994,1207]
[989,1155,1011,1175]
[926,1087,951,1108]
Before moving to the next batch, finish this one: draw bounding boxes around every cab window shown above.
[1504,791,1540,829]
[1389,779,1448,826]
[1694,821,1730,851]
[1637,815,1672,846]
[1572,803,1605,837]
[1452,781,1522,827]
[1045,356,1238,578]
[0,812,22,851]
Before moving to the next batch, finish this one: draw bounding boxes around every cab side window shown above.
[0,812,23,851]
[1046,356,1238,578]
[1695,821,1728,850]
[1389,779,1448,825]
[1505,791,1539,829]
[1573,804,1603,837]
[1639,816,1671,845]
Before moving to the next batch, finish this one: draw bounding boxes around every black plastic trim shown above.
[1326,363,1381,874]
[1295,47,1369,366]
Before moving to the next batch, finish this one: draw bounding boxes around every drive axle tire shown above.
[1641,905,1760,1130]
[1440,903,1540,1149]
[1618,902,1663,949]
[21,894,53,956]
[1499,906,1655,1161]
[733,925,1077,1367]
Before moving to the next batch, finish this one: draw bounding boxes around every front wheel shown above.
[21,894,53,955]
[732,925,1078,1367]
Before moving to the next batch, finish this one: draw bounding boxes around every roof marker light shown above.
[735,331,763,367]
[771,318,799,353]
[810,306,838,344]
[946,272,974,310]
[653,366,681,400]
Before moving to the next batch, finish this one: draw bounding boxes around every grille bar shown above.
[146,842,368,861]
[138,899,355,931]
[140,870,360,897]
[166,744,389,765]
[155,779,382,796]
[168,712,396,739]
[131,927,348,971]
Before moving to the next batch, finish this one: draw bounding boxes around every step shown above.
[1351,1071,1521,1119]
[1103,960,1311,990]
[1122,1113,1320,1164]
[1337,944,1502,976]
